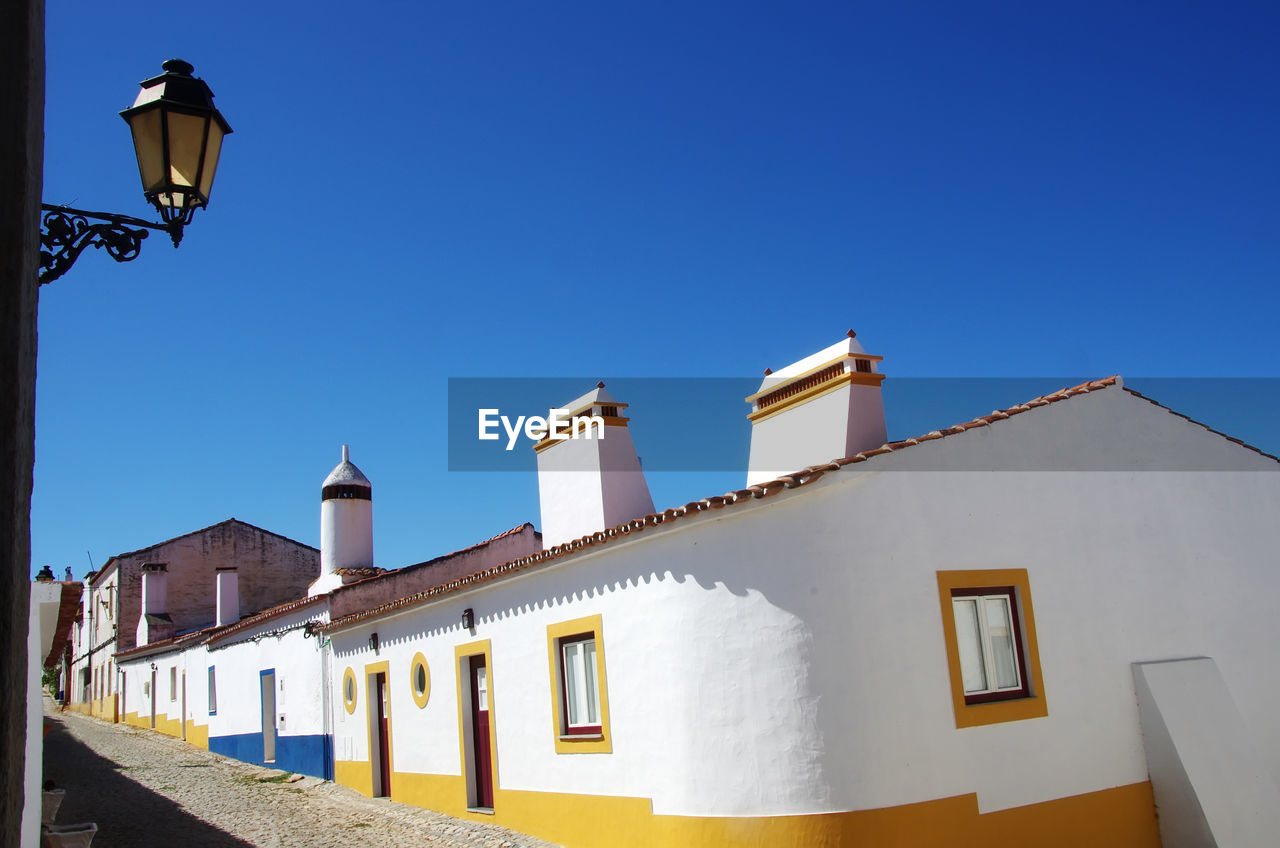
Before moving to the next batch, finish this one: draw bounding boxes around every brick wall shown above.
[102,520,319,653]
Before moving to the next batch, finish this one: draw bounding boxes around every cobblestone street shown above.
[42,701,562,848]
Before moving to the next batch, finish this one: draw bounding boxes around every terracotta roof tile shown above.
[115,624,219,661]
[200,595,327,648]
[44,582,84,670]
[335,567,385,577]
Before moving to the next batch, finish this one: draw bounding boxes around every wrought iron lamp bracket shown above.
[39,203,184,286]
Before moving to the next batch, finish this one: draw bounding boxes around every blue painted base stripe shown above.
[209,732,333,779]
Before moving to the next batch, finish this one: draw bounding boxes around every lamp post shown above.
[38,59,232,286]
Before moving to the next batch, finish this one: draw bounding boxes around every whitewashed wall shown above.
[329,385,1280,819]
[24,582,63,848]
[117,649,184,729]
[205,605,329,741]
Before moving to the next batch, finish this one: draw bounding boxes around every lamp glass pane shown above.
[199,121,225,200]
[164,111,209,195]
[127,109,166,192]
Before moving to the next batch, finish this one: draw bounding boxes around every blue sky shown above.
[33,2,1280,577]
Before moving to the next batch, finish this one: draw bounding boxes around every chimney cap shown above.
[323,444,372,490]
[555,383,623,418]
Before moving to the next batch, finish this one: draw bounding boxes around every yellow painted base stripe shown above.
[334,759,374,797]
[330,764,1159,848]
[66,696,120,722]
[119,712,209,749]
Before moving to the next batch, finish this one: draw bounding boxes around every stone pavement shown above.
[42,700,562,848]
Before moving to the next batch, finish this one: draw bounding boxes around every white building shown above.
[318,339,1280,848]
[101,335,1280,847]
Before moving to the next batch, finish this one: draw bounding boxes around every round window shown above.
[409,652,430,708]
[342,667,357,714]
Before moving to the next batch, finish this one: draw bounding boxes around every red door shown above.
[469,656,493,808]
[374,672,391,797]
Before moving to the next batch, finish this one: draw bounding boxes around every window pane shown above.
[985,597,1020,690]
[952,598,988,693]
[563,642,583,725]
[582,640,599,725]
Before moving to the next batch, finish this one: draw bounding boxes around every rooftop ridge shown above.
[319,377,1134,634]
[92,518,319,585]
[201,523,543,644]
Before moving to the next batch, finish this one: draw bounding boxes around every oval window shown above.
[342,667,357,714]
[409,652,430,708]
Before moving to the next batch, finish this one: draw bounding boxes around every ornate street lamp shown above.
[39,59,232,286]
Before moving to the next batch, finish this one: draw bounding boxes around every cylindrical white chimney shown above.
[310,445,373,597]
[215,568,239,627]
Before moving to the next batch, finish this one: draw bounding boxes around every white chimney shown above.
[215,568,239,627]
[310,444,374,597]
[746,331,887,486]
[537,382,655,549]
[136,562,174,647]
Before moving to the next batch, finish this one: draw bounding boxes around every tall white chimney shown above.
[746,331,887,486]
[215,567,239,627]
[310,445,374,597]
[537,383,654,549]
[136,562,174,646]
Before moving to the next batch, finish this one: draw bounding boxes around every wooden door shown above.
[373,672,391,797]
[469,656,493,808]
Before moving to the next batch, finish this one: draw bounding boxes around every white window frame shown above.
[559,635,601,735]
[170,666,177,702]
[950,587,1029,703]
[208,666,217,715]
